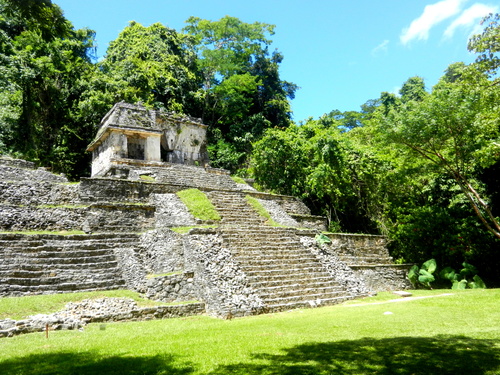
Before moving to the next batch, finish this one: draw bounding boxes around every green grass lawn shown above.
[0,289,499,374]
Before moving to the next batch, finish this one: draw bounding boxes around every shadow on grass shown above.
[210,335,500,375]
[0,351,194,375]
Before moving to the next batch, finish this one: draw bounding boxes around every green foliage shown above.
[468,13,500,80]
[176,188,221,221]
[184,16,296,171]
[170,225,218,234]
[0,1,98,178]
[252,121,391,233]
[99,21,199,113]
[231,176,246,184]
[408,259,437,289]
[409,259,486,290]
[315,233,332,245]
[440,262,487,290]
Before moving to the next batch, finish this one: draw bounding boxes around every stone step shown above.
[235,253,318,263]
[251,276,340,292]
[1,272,123,287]
[265,295,354,312]
[3,254,118,265]
[0,260,120,274]
[255,283,342,298]
[0,240,138,251]
[243,266,331,279]
[339,256,393,264]
[222,231,298,236]
[0,279,126,294]
[263,290,348,305]
[249,275,337,289]
[3,248,116,258]
[0,238,139,249]
[237,258,320,268]
[230,246,310,255]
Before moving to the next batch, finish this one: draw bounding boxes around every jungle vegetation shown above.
[0,1,498,283]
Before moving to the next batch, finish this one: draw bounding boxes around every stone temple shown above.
[0,102,411,327]
[87,102,210,177]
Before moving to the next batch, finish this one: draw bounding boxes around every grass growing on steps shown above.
[245,195,282,226]
[170,225,218,234]
[1,289,499,374]
[176,189,221,221]
[231,176,246,184]
[0,290,170,320]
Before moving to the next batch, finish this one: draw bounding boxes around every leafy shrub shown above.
[408,259,437,289]
[440,262,487,290]
[408,259,486,290]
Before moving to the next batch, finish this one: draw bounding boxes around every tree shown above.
[99,22,199,113]
[399,76,427,103]
[252,121,392,233]
[468,13,500,82]
[183,16,296,171]
[0,0,98,178]
[382,72,500,238]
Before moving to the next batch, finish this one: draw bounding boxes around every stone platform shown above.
[0,156,411,323]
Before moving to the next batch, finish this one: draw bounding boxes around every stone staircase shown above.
[0,233,139,296]
[207,191,265,226]
[220,226,354,312]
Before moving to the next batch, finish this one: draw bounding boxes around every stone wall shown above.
[78,177,181,203]
[247,191,311,215]
[0,157,35,170]
[0,205,86,231]
[0,181,79,206]
[139,229,186,274]
[84,203,155,233]
[0,158,66,183]
[304,232,411,291]
[0,298,205,338]
[350,265,413,291]
[144,272,197,302]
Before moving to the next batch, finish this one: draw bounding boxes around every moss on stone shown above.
[245,195,282,227]
[176,189,221,221]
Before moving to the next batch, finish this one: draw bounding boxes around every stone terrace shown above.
[0,156,410,321]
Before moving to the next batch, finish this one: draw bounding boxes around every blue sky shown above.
[56,0,498,122]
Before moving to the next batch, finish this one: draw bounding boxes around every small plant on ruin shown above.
[315,233,332,245]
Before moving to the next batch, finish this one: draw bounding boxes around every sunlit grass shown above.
[230,176,246,184]
[176,189,221,221]
[1,289,499,374]
[245,195,283,227]
[170,225,218,234]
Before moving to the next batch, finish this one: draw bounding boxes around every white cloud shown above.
[400,0,465,45]
[444,3,499,38]
[372,40,389,56]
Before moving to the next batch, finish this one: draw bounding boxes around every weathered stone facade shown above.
[87,102,209,177]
